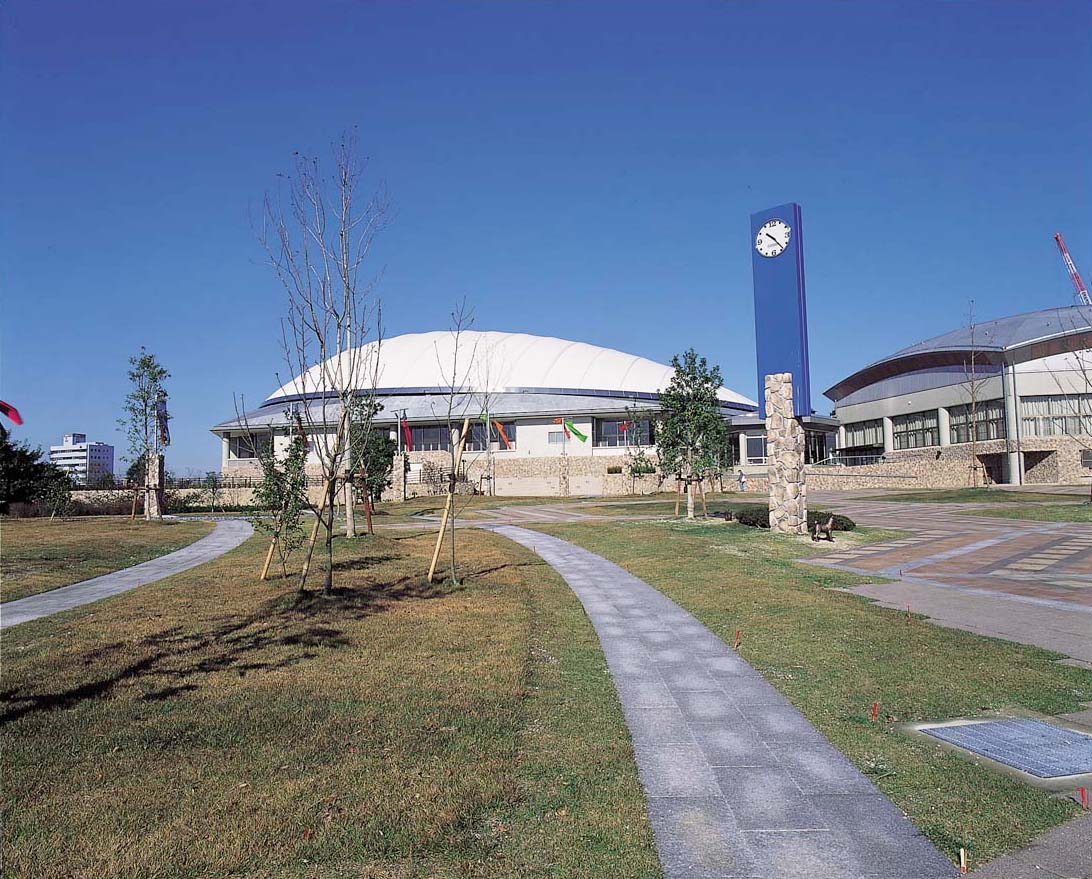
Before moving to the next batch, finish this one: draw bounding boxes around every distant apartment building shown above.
[49,433,114,485]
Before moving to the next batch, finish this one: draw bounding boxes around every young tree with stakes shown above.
[258,133,388,595]
[120,347,170,520]
[251,433,309,580]
[656,349,729,519]
[428,299,478,585]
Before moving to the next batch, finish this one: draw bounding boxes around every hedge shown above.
[730,504,855,531]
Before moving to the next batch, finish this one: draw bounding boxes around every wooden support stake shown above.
[733,629,742,650]
[298,478,332,591]
[871,702,879,722]
[698,475,709,517]
[130,489,139,520]
[959,848,967,874]
[260,537,278,581]
[674,479,682,517]
[428,418,471,583]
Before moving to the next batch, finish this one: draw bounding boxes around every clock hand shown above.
[765,233,780,246]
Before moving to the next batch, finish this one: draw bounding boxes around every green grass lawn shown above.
[0,517,215,603]
[1,527,659,879]
[968,503,1092,523]
[532,519,1092,866]
[871,488,1081,504]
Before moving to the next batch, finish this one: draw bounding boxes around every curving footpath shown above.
[494,524,956,879]
[0,519,254,629]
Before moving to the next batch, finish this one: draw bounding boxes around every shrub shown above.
[730,504,856,532]
[606,466,623,475]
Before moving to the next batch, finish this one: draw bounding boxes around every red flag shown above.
[553,416,570,439]
[0,400,23,426]
[401,416,413,451]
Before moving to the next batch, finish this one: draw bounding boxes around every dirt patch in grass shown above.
[532,519,1092,866]
[1,527,658,879]
[1,517,215,602]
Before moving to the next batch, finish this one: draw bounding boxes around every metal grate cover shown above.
[921,719,1092,778]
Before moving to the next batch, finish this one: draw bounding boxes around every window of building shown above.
[949,399,1006,443]
[547,431,567,444]
[408,422,516,451]
[228,432,272,459]
[593,418,655,447]
[892,410,939,450]
[745,435,767,465]
[843,419,884,451]
[804,430,829,464]
[1082,450,1092,469]
[1020,395,1092,438]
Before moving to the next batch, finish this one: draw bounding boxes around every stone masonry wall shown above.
[765,374,807,534]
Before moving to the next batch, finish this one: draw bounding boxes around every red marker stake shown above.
[733,630,742,650]
[1080,786,1089,810]
[871,702,879,722]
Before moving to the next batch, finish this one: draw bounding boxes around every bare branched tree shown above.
[258,132,389,595]
[959,300,986,487]
[429,299,478,585]
[1041,308,1092,499]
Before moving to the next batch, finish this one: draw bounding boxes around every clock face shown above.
[755,219,791,258]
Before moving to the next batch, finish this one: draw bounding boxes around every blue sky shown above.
[3,1,1090,473]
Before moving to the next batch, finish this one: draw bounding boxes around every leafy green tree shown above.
[656,349,729,519]
[250,434,309,581]
[119,347,170,519]
[0,426,65,513]
[43,468,74,519]
[125,456,147,485]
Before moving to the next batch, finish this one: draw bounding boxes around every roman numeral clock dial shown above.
[755,219,791,258]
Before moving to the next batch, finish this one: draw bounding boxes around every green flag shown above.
[564,420,588,443]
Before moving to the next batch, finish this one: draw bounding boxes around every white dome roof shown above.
[266,330,756,408]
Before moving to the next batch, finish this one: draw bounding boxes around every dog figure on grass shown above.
[812,515,835,542]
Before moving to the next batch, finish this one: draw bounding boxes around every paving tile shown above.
[634,742,722,797]
[646,797,757,879]
[775,743,877,793]
[744,704,825,742]
[690,721,778,768]
[674,690,743,722]
[661,665,721,693]
[626,706,696,744]
[717,675,784,706]
[712,766,827,830]
[614,676,678,708]
[810,794,957,878]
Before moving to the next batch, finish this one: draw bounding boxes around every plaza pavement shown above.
[0,518,253,629]
[493,523,956,879]
[804,493,1092,668]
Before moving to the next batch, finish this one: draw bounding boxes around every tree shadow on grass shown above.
[0,564,450,726]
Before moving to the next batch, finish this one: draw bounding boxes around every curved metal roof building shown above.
[826,305,1092,405]
[215,330,757,433]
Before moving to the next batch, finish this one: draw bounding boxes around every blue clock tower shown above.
[750,202,812,418]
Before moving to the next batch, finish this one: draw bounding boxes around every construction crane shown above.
[1054,232,1091,306]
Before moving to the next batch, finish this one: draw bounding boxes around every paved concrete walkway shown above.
[0,519,254,629]
[803,495,1092,667]
[970,812,1092,878]
[494,524,955,879]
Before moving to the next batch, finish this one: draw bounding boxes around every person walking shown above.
[737,469,747,493]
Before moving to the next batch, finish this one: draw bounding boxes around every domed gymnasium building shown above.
[826,305,1092,486]
[212,331,759,496]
